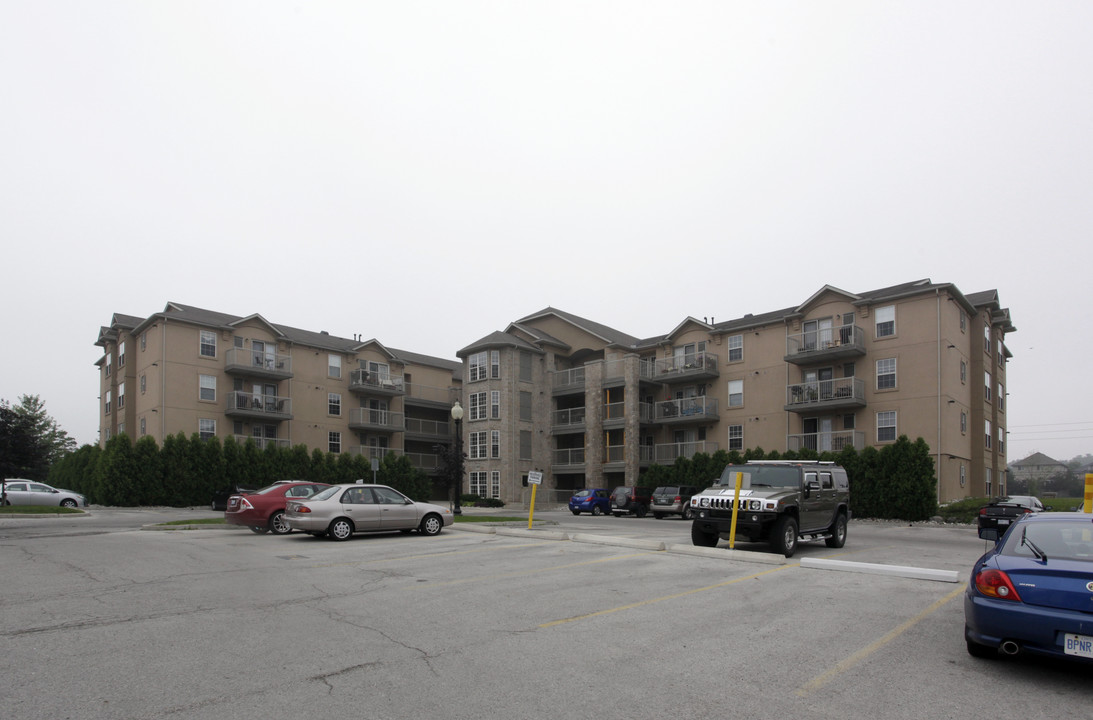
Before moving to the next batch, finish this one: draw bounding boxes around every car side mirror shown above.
[978,527,1001,543]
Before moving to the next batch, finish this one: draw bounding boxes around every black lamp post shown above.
[451,400,464,515]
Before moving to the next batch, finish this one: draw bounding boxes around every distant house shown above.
[1009,452,1069,489]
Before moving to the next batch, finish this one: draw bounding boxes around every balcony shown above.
[787,431,865,453]
[655,441,719,462]
[785,377,866,413]
[225,347,293,380]
[785,325,865,365]
[553,447,586,467]
[232,435,290,450]
[225,392,292,421]
[348,408,405,432]
[349,369,406,397]
[651,352,719,383]
[552,367,586,395]
[654,396,719,424]
[603,401,626,426]
[404,417,451,442]
[348,446,403,462]
[605,444,625,465]
[552,407,586,434]
[404,383,458,408]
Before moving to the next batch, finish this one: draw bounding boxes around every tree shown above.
[1,403,48,483]
[9,395,77,466]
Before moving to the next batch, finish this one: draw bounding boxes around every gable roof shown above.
[513,307,642,348]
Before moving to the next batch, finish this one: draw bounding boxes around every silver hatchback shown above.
[284,483,453,541]
[2,479,87,508]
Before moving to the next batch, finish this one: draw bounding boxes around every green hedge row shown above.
[637,435,938,521]
[49,433,433,507]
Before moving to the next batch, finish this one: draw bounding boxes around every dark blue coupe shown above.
[568,488,611,516]
[965,512,1093,663]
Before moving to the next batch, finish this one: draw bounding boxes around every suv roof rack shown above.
[744,460,836,466]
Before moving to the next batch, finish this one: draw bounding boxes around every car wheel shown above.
[328,518,354,541]
[420,514,443,536]
[591,505,603,516]
[571,509,581,516]
[682,506,694,521]
[269,511,291,535]
[691,523,718,547]
[635,504,647,519]
[60,499,78,508]
[825,512,847,548]
[772,516,799,557]
[249,526,269,534]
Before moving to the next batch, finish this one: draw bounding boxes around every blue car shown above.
[965,512,1093,663]
[568,488,610,516]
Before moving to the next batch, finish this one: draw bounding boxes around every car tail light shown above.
[975,569,1022,601]
[674,495,682,503]
[240,498,254,510]
[978,508,987,516]
[296,505,311,513]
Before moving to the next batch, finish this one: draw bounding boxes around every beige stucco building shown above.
[97,280,1013,506]
[457,279,1014,506]
[95,303,463,492]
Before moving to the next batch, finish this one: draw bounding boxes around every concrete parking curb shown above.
[570,534,665,551]
[800,557,961,583]
[665,543,788,564]
[494,528,571,541]
[141,523,248,531]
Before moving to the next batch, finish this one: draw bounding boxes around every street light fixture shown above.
[451,400,464,515]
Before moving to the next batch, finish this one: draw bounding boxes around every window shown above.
[998,426,1005,454]
[140,374,146,394]
[519,351,532,382]
[470,471,488,496]
[843,413,856,430]
[118,341,126,368]
[117,422,125,436]
[469,351,488,382]
[728,424,743,451]
[985,469,993,498]
[328,354,341,378]
[469,391,487,420]
[200,330,216,358]
[877,411,897,442]
[328,431,341,453]
[985,420,992,449]
[491,471,501,499]
[985,371,992,403]
[876,358,896,390]
[328,393,341,416]
[469,431,487,459]
[117,382,126,409]
[519,391,532,422]
[105,358,112,377]
[960,411,968,433]
[140,333,147,351]
[491,430,500,458]
[104,390,112,415]
[491,391,500,419]
[960,360,967,384]
[491,350,500,379]
[875,305,895,338]
[728,380,743,407]
[960,464,967,487]
[199,418,216,440]
[998,383,1005,411]
[997,339,1005,365]
[727,335,743,362]
[140,417,146,436]
[519,430,531,460]
[199,374,216,402]
[960,310,967,332]
[984,325,991,355]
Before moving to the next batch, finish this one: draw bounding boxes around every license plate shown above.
[997,519,1010,525]
[1064,634,1093,659]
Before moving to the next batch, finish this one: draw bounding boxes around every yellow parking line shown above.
[414,551,658,588]
[794,583,967,697]
[308,541,554,569]
[540,564,797,628]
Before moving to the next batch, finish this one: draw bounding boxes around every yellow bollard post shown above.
[1083,473,1092,514]
[528,483,537,529]
[728,471,743,549]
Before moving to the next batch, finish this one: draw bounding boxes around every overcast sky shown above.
[2,2,1091,463]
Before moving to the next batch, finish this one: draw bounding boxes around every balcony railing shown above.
[348,446,403,462]
[225,347,293,379]
[605,444,625,463]
[785,377,866,411]
[655,396,719,422]
[651,352,719,382]
[405,452,439,471]
[348,408,405,432]
[349,369,406,396]
[232,435,290,450]
[655,441,719,462]
[552,367,586,393]
[404,417,450,440]
[604,401,625,421]
[553,447,586,466]
[404,383,458,406]
[552,407,586,429]
[226,392,292,420]
[787,431,865,453]
[785,325,865,364]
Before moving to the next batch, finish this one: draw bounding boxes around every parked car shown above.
[977,495,1044,535]
[568,488,610,516]
[965,512,1093,663]
[212,485,255,511]
[284,483,453,540]
[651,485,699,519]
[1,479,87,508]
[225,481,330,534]
[610,486,654,518]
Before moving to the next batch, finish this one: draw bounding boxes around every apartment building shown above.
[456,280,1014,506]
[95,303,463,490]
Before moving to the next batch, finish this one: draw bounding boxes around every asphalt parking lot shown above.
[1,508,1089,720]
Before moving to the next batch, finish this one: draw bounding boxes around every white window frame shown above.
[329,431,341,453]
[199,418,216,440]
[328,392,341,416]
[491,430,500,458]
[727,380,743,408]
[491,390,500,419]
[985,420,992,449]
[119,341,126,367]
[491,350,500,379]
[728,424,743,451]
[200,330,217,358]
[491,470,501,499]
[470,471,488,496]
[469,391,487,421]
[876,358,897,390]
[199,374,216,402]
[875,305,895,338]
[469,351,488,382]
[469,431,487,459]
[877,411,897,442]
[104,390,112,415]
[985,371,992,403]
[118,382,126,409]
[328,354,342,379]
[727,335,743,363]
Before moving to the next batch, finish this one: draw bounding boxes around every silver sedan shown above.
[284,483,453,541]
[2,479,88,508]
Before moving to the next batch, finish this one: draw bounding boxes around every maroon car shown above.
[225,481,331,535]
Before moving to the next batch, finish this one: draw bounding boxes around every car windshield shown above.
[714,465,799,489]
[1002,520,1093,562]
[656,487,678,495]
[254,484,291,495]
[573,490,592,498]
[308,486,343,502]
